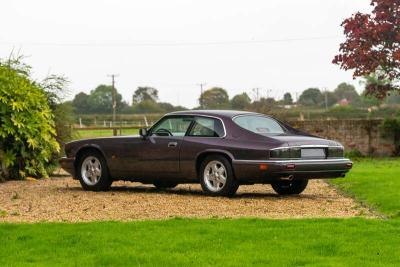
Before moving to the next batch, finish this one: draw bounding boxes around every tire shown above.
[153,181,178,189]
[77,150,112,191]
[199,155,239,197]
[271,179,308,195]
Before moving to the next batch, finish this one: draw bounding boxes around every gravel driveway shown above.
[0,176,371,222]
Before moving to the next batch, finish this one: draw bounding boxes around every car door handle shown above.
[168,142,178,148]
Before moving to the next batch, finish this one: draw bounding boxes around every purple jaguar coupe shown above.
[60,110,352,196]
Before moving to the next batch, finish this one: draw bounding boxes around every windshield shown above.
[233,115,285,135]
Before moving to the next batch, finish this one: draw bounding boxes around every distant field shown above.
[75,128,139,139]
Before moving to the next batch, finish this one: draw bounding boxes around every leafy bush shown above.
[0,58,59,180]
[345,149,365,159]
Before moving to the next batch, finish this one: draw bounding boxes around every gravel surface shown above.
[0,176,372,222]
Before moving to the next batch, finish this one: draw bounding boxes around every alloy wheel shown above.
[203,160,227,192]
[81,156,102,186]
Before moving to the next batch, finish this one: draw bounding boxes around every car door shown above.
[179,116,226,178]
[137,116,194,176]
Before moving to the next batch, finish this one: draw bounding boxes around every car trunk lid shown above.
[272,135,335,147]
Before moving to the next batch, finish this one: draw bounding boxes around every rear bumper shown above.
[232,158,353,183]
[59,157,75,178]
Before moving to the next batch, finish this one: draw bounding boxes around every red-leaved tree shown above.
[333,0,400,99]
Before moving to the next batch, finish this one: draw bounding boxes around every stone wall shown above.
[289,119,395,156]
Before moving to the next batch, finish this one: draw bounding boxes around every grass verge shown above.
[330,158,400,218]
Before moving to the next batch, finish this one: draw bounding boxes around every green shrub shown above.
[345,149,365,159]
[0,59,59,180]
[381,118,400,155]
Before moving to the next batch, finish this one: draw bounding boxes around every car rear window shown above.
[233,115,285,135]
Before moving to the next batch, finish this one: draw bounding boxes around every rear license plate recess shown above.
[301,148,326,159]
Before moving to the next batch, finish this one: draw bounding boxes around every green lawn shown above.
[330,158,400,218]
[1,218,399,266]
[1,158,400,266]
[75,128,139,139]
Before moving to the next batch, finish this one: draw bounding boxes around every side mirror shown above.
[139,128,148,138]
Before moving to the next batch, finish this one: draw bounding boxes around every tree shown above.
[72,92,89,114]
[231,93,251,110]
[333,0,400,99]
[53,101,76,147]
[40,74,70,109]
[359,74,386,106]
[298,88,323,106]
[199,87,230,109]
[361,92,380,107]
[133,100,164,113]
[86,85,124,113]
[386,91,400,105]
[322,91,339,107]
[39,73,75,153]
[158,102,187,112]
[283,92,293,105]
[251,97,276,113]
[0,57,59,180]
[334,83,360,104]
[132,87,158,104]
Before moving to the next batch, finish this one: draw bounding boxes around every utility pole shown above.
[108,74,119,135]
[266,89,272,99]
[197,83,206,109]
[252,88,260,101]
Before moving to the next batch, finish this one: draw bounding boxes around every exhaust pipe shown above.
[280,175,294,181]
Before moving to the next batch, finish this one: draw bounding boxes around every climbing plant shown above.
[381,118,400,156]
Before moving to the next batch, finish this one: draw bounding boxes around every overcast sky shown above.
[1,0,371,108]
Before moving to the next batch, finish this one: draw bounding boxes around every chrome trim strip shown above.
[233,158,351,164]
[232,113,275,121]
[270,145,343,150]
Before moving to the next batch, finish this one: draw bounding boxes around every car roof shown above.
[167,110,263,119]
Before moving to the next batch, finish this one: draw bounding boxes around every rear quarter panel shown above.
[179,125,283,179]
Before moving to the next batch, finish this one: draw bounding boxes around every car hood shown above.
[271,134,340,147]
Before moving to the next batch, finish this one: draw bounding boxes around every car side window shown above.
[188,117,224,137]
[151,117,193,137]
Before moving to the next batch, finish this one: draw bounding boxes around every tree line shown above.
[71,85,187,114]
[69,81,400,115]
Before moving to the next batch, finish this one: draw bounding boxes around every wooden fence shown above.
[73,126,146,136]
